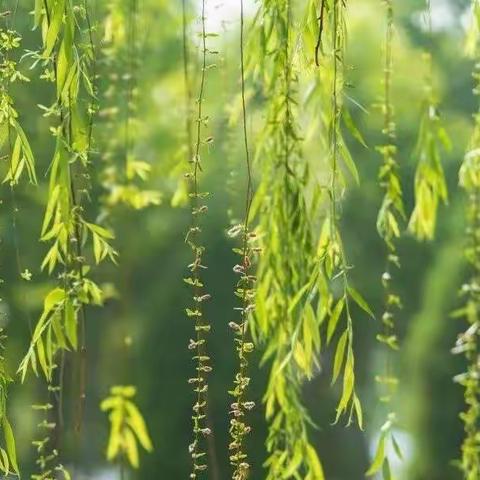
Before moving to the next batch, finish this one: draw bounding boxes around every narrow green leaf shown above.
[348,286,374,318]
[366,433,386,476]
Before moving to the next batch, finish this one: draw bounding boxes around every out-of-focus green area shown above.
[0,0,475,478]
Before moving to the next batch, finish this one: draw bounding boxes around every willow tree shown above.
[101,385,153,476]
[18,0,114,376]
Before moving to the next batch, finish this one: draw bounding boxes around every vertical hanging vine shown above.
[366,1,405,477]
[185,1,214,477]
[453,1,480,478]
[227,1,255,478]
[408,0,450,241]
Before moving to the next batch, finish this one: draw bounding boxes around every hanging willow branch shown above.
[452,2,480,477]
[248,0,326,477]
[17,11,116,465]
[367,1,405,477]
[227,1,256,479]
[408,0,450,241]
[185,1,215,477]
[308,0,369,428]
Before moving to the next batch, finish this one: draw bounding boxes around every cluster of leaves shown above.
[408,14,450,242]
[366,1,405,477]
[0,29,35,186]
[452,2,480,477]
[101,385,153,469]
[99,0,160,212]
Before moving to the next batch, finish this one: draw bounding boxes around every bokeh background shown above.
[0,0,475,478]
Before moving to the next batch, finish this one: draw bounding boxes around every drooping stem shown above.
[182,0,193,163]
[186,1,213,477]
[228,1,255,478]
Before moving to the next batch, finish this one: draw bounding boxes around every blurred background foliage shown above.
[0,0,476,478]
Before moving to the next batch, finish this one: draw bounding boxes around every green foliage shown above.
[0,29,36,186]
[0,1,475,478]
[366,413,403,478]
[408,51,450,240]
[101,385,153,469]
